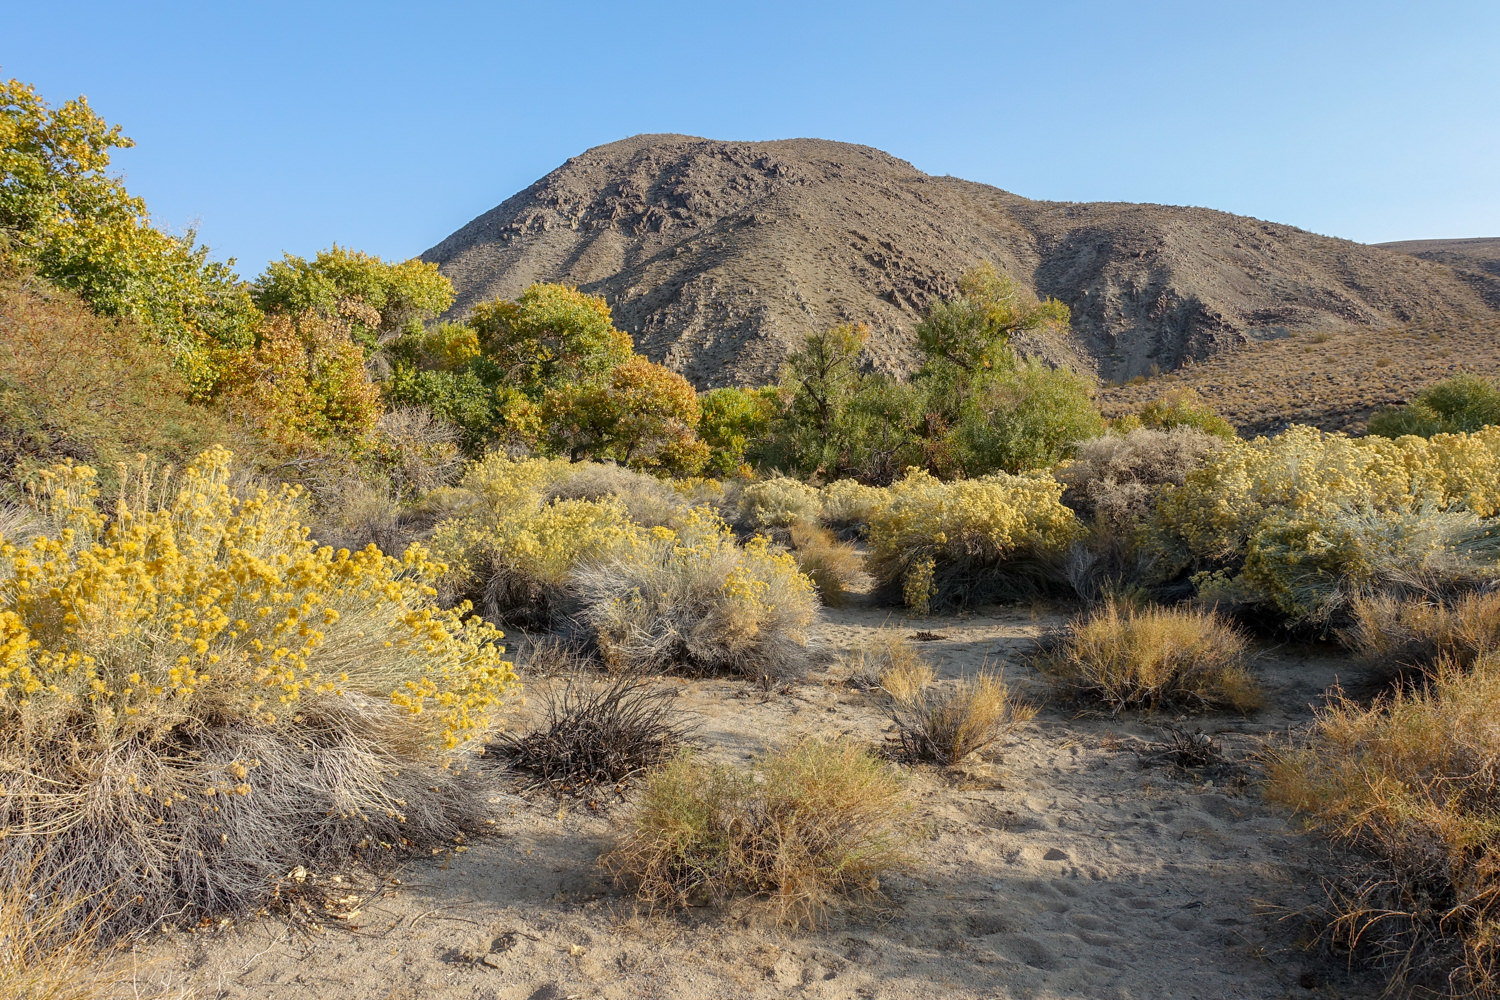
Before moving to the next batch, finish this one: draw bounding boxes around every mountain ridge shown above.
[424,134,1496,386]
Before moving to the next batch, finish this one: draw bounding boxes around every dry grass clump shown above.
[570,511,818,683]
[845,630,934,702]
[1055,427,1225,532]
[488,674,692,798]
[0,879,128,1000]
[1266,656,1500,997]
[603,739,915,926]
[1344,589,1500,672]
[0,449,515,937]
[890,671,1033,765]
[787,521,867,607]
[1040,600,1261,714]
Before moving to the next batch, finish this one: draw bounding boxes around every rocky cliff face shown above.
[424,135,1495,386]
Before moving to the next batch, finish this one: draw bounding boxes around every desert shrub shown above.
[890,671,1034,765]
[1344,589,1500,672]
[1144,426,1500,626]
[1056,427,1226,531]
[0,448,515,936]
[1040,600,1260,714]
[819,478,887,537]
[736,476,824,533]
[844,630,935,701]
[542,461,688,529]
[0,276,248,485]
[866,469,1080,613]
[1054,427,1227,600]
[489,674,691,798]
[382,365,503,450]
[787,521,867,607]
[431,455,643,625]
[1266,656,1500,996]
[570,510,817,682]
[1114,388,1237,439]
[1368,373,1500,439]
[602,739,915,925]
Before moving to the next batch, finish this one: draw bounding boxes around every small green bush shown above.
[1369,374,1500,439]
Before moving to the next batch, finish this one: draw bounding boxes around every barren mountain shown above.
[424,135,1496,386]
[1380,237,1500,308]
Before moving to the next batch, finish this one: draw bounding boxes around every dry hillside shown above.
[424,135,1495,386]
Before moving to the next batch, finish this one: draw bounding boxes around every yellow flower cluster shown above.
[1146,426,1500,622]
[0,448,515,749]
[864,469,1081,613]
[819,479,887,529]
[430,454,647,602]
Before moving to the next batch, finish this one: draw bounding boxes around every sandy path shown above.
[125,605,1377,1000]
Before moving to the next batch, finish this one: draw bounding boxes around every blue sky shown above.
[7,1,1498,276]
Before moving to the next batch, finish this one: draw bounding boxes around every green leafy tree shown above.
[543,355,708,473]
[916,262,1070,371]
[0,77,258,394]
[947,358,1105,474]
[1368,373,1500,438]
[253,245,454,349]
[698,386,775,476]
[467,283,633,397]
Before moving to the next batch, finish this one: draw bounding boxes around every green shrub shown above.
[602,739,915,926]
[697,386,774,476]
[943,356,1106,475]
[1369,374,1500,439]
[1114,388,1236,439]
[866,469,1080,613]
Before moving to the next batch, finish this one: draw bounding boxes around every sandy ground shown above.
[123,602,1382,1000]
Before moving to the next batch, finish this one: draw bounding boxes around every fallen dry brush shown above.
[488,673,693,798]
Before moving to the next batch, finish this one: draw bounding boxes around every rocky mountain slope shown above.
[424,135,1496,386]
[1381,237,1500,308]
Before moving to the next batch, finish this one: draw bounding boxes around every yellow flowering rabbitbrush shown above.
[1145,426,1500,624]
[0,448,516,936]
[865,469,1080,613]
[0,447,513,748]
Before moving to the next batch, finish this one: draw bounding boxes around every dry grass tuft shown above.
[0,877,128,1000]
[844,630,934,702]
[787,521,867,607]
[890,671,1034,766]
[603,739,915,926]
[1266,656,1500,997]
[488,674,692,799]
[1344,589,1500,672]
[1041,600,1261,715]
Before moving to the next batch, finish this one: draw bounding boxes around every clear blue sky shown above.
[8,1,1498,276]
